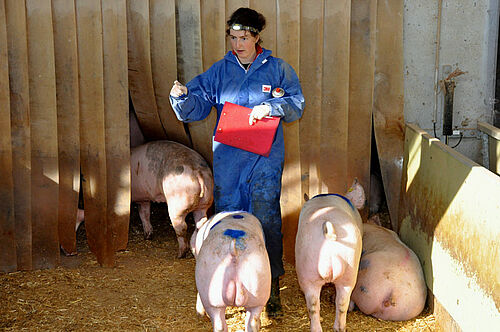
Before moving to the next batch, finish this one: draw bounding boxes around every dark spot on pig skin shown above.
[174,165,184,175]
[360,285,368,293]
[143,141,211,180]
[359,259,370,270]
[383,293,396,307]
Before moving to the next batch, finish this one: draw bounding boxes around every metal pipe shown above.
[432,0,444,131]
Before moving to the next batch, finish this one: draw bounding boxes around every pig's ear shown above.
[304,193,309,202]
[345,178,366,210]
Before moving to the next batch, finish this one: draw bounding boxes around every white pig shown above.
[349,221,427,321]
[131,140,213,258]
[190,211,271,332]
[295,179,365,332]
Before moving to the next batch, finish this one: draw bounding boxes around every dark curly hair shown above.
[226,7,266,44]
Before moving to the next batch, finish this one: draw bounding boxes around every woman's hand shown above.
[170,80,188,97]
[249,104,271,125]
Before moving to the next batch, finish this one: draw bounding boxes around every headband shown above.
[230,23,260,34]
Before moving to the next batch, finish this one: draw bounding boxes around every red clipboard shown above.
[214,102,280,157]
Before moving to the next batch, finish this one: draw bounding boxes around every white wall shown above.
[404,0,499,164]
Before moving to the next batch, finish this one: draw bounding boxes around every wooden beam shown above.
[0,0,16,272]
[127,0,167,140]
[276,0,302,264]
[150,0,191,147]
[348,0,377,219]
[320,0,351,194]
[6,0,32,270]
[102,0,130,252]
[179,0,215,165]
[373,0,404,230]
[52,0,80,256]
[76,0,113,267]
[299,0,324,198]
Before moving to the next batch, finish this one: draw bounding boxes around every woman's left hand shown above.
[249,104,271,125]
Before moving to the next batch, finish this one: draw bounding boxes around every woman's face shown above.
[229,29,259,64]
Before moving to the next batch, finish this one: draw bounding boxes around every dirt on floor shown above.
[1,203,437,331]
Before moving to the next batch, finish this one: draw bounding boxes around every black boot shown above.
[266,277,282,317]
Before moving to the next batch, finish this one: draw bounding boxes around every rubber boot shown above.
[266,277,282,317]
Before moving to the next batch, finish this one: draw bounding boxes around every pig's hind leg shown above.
[138,201,153,239]
[245,306,263,332]
[196,292,206,316]
[333,283,355,332]
[167,203,190,258]
[301,282,323,332]
[205,306,227,332]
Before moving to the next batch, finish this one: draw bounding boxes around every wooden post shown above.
[6,0,32,270]
[52,0,81,256]
[0,0,16,272]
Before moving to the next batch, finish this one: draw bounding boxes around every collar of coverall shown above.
[232,44,263,64]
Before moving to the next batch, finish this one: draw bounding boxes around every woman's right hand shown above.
[170,80,188,97]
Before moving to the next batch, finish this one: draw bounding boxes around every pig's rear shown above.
[196,225,270,309]
[295,192,364,332]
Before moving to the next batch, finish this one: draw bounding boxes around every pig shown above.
[295,179,365,332]
[349,221,427,321]
[190,211,271,332]
[131,140,213,258]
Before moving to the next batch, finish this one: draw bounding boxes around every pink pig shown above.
[131,140,213,258]
[349,221,427,321]
[295,180,365,332]
[190,211,271,332]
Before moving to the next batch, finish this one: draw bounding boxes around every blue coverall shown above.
[170,47,304,279]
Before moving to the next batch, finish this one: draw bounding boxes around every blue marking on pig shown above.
[224,229,246,239]
[224,229,247,250]
[359,259,370,270]
[232,214,244,219]
[360,285,368,293]
[312,193,354,210]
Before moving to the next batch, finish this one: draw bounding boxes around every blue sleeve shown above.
[169,66,216,123]
[262,59,305,123]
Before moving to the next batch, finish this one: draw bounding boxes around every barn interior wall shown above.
[403,0,500,164]
[1,1,401,275]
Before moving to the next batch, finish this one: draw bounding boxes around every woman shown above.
[170,7,304,316]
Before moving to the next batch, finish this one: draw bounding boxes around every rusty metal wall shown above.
[0,0,404,271]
